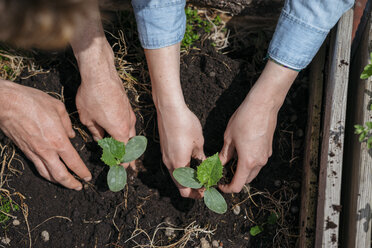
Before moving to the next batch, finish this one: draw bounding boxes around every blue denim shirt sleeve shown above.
[131,0,186,49]
[268,0,355,70]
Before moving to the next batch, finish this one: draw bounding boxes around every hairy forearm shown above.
[70,0,117,85]
[144,43,186,110]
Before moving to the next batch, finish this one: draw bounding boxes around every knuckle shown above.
[53,171,70,182]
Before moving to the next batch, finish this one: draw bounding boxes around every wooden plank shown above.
[315,9,354,248]
[299,43,325,248]
[341,14,372,248]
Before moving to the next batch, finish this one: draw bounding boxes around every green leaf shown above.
[122,136,147,163]
[203,188,227,214]
[367,136,372,149]
[361,64,372,79]
[354,124,364,134]
[173,167,202,189]
[250,225,264,236]
[370,104,372,111]
[366,122,372,130]
[98,137,125,166]
[267,212,278,225]
[359,131,367,142]
[197,153,223,188]
[107,165,127,192]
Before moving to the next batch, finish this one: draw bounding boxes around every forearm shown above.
[243,60,298,111]
[70,0,117,84]
[144,43,186,110]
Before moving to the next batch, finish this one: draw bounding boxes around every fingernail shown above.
[84,176,91,182]
[74,185,82,191]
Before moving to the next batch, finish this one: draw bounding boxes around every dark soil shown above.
[0,11,308,248]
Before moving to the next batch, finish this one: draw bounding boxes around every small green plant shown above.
[0,195,19,227]
[182,7,223,50]
[173,153,227,214]
[249,212,278,236]
[354,52,372,149]
[98,136,147,192]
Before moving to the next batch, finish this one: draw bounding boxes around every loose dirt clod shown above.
[233,205,241,215]
[41,230,50,242]
[274,180,282,187]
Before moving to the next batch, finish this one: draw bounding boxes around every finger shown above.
[86,122,105,142]
[246,166,262,183]
[192,146,206,161]
[219,160,250,193]
[25,151,56,183]
[58,141,92,182]
[59,111,75,138]
[106,122,131,143]
[219,140,235,166]
[40,154,83,190]
[179,187,203,199]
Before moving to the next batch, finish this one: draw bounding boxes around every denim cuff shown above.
[132,0,186,49]
[268,10,329,70]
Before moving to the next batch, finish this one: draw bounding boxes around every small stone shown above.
[1,237,10,245]
[83,184,89,190]
[209,72,216,77]
[274,180,282,187]
[200,237,211,248]
[296,129,304,137]
[291,206,299,214]
[233,205,241,215]
[165,227,175,237]
[12,219,20,226]
[290,115,298,123]
[41,230,50,242]
[212,240,219,248]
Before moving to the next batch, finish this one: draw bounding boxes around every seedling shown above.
[354,52,372,149]
[173,153,227,214]
[0,195,19,228]
[249,212,278,236]
[98,136,147,192]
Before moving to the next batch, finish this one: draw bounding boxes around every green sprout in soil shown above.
[249,212,279,236]
[0,195,19,227]
[173,153,227,214]
[354,52,372,149]
[182,7,223,50]
[98,136,147,192]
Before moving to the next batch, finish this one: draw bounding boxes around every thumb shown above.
[219,140,235,166]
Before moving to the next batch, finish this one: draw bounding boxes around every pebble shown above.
[165,227,175,237]
[41,230,50,242]
[274,180,282,187]
[233,205,241,215]
[291,206,299,214]
[212,240,219,248]
[200,237,211,248]
[1,237,10,245]
[290,115,298,123]
[296,129,304,137]
[12,219,20,226]
[209,72,216,77]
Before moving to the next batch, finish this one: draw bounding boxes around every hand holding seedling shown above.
[219,61,298,193]
[0,80,91,190]
[173,153,227,214]
[98,136,147,192]
[71,6,137,170]
[144,44,206,199]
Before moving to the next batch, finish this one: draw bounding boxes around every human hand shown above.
[0,80,91,190]
[157,104,205,198]
[219,61,298,193]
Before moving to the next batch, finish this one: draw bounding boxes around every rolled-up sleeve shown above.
[131,0,186,49]
[268,0,355,70]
